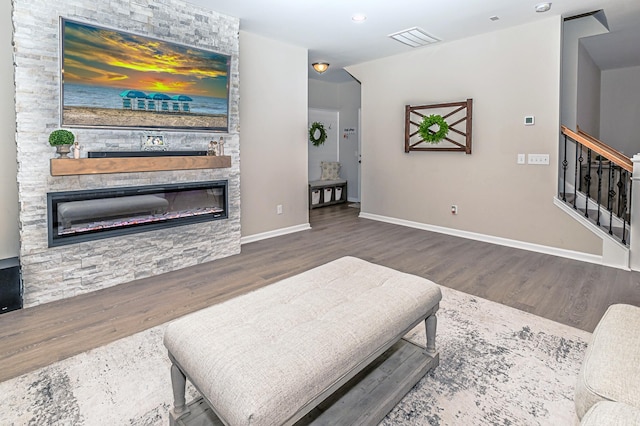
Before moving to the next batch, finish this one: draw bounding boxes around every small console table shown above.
[309,179,347,209]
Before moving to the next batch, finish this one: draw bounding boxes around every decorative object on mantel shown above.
[73,141,81,159]
[418,114,449,144]
[218,137,225,156]
[48,129,75,158]
[309,121,328,146]
[207,137,225,156]
[405,99,473,154]
[141,134,167,151]
[207,140,218,156]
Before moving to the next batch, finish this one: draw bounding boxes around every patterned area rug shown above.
[0,286,590,425]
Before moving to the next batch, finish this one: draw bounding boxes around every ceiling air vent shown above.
[388,27,440,48]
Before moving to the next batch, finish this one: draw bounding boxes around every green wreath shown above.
[418,114,449,144]
[309,121,327,146]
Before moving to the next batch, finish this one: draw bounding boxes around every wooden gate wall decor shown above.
[405,99,473,154]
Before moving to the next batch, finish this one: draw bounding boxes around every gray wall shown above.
[348,17,601,254]
[561,14,608,131]
[600,65,640,156]
[239,31,310,237]
[0,1,18,261]
[576,42,602,137]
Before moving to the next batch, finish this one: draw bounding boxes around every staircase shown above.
[556,126,632,268]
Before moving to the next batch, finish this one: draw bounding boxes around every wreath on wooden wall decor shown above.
[309,121,327,146]
[418,114,449,144]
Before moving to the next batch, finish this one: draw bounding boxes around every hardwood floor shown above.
[1,204,640,383]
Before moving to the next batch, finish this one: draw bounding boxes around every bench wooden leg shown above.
[169,353,189,417]
[425,313,437,355]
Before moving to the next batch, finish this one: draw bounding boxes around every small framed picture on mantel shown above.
[141,134,168,151]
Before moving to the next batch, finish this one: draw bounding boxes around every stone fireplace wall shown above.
[13,0,241,307]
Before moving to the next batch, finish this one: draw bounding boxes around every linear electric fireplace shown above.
[47,181,228,247]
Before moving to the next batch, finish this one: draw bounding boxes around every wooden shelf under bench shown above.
[50,155,231,176]
[309,180,347,209]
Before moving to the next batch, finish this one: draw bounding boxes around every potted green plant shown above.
[49,129,75,158]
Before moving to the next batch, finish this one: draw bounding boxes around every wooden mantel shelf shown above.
[50,155,231,176]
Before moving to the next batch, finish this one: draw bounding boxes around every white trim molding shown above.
[359,211,608,267]
[553,198,629,270]
[241,223,311,245]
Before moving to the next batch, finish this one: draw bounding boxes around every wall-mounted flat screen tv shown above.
[60,18,230,132]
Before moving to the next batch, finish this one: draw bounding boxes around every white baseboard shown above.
[358,212,604,266]
[553,197,630,270]
[241,223,311,245]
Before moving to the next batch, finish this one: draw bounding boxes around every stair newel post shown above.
[596,157,603,226]
[627,177,632,245]
[562,134,568,202]
[629,155,640,270]
[622,171,630,245]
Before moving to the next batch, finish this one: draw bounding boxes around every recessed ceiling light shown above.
[489,15,500,21]
[535,3,552,13]
[352,14,367,22]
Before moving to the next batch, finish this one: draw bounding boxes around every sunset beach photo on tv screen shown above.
[60,18,230,131]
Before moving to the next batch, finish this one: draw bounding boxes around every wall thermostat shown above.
[524,116,535,125]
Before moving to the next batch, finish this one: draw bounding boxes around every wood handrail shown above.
[561,125,633,172]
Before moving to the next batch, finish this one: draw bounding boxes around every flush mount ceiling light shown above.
[388,27,440,48]
[352,14,367,22]
[312,62,330,74]
[535,2,552,13]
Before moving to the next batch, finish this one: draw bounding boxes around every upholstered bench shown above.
[164,256,441,426]
[575,304,640,423]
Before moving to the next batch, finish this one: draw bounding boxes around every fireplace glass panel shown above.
[48,181,227,247]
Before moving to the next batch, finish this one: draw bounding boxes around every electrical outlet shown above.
[517,154,525,164]
[528,154,550,165]
[451,205,458,215]
[276,204,283,215]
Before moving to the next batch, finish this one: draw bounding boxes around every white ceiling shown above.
[186,0,640,83]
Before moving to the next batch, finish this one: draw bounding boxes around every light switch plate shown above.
[528,154,549,165]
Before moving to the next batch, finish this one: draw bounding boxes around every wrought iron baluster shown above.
[607,165,615,235]
[562,135,568,201]
[596,156,603,226]
[617,171,625,218]
[621,171,628,245]
[584,149,592,218]
[578,146,584,193]
[573,140,579,210]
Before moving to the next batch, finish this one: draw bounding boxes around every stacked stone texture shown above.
[13,0,241,306]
